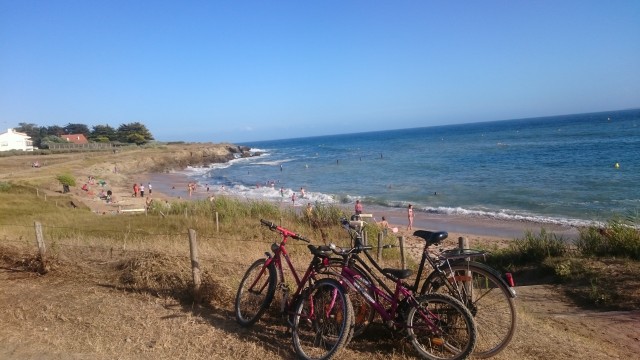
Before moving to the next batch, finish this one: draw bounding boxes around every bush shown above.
[56,173,76,193]
[484,228,567,270]
[576,218,640,260]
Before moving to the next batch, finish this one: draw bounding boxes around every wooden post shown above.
[34,221,49,274]
[44,194,47,201]
[188,229,202,303]
[363,230,368,246]
[399,236,406,269]
[377,232,383,261]
[458,236,472,294]
[458,236,469,257]
[215,211,219,233]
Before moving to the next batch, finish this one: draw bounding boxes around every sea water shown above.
[183,109,640,228]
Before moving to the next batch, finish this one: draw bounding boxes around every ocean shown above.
[180,109,640,229]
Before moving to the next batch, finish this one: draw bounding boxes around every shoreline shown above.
[80,165,580,248]
[139,171,580,246]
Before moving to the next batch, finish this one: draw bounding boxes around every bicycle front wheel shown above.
[422,263,516,358]
[291,278,354,360]
[406,293,476,360]
[234,258,277,327]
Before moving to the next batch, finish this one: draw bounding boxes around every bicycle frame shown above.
[252,219,331,314]
[330,242,446,333]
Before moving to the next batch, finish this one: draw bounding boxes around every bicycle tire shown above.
[421,262,516,358]
[291,278,354,360]
[406,293,477,360]
[320,258,376,338]
[234,258,277,327]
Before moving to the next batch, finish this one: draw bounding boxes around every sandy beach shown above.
[94,168,580,251]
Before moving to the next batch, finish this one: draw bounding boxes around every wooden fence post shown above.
[399,236,406,269]
[458,236,472,294]
[34,221,49,274]
[188,229,202,303]
[458,236,469,253]
[215,211,219,233]
[377,232,383,261]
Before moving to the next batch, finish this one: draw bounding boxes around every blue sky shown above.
[1,1,639,143]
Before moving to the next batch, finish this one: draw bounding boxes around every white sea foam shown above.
[252,158,296,166]
[420,206,603,228]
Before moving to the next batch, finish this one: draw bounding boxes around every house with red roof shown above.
[60,134,89,144]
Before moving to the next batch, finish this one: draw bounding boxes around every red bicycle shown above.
[234,219,354,360]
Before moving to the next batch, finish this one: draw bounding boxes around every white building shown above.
[0,128,35,152]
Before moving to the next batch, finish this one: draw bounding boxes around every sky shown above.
[1,1,639,144]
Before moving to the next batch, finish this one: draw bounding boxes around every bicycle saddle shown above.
[308,244,333,258]
[381,268,413,279]
[413,230,448,246]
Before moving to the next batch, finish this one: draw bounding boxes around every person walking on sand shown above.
[407,204,414,230]
[292,192,297,206]
[133,183,138,197]
[139,183,145,197]
[355,200,363,215]
[148,183,152,195]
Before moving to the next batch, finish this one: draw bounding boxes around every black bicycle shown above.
[341,215,517,358]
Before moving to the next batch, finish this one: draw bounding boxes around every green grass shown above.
[2,182,638,310]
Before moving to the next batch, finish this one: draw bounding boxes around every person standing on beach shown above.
[148,183,152,195]
[292,192,297,205]
[355,200,363,215]
[140,183,145,197]
[378,216,389,237]
[407,204,414,230]
[300,187,306,198]
[133,183,138,197]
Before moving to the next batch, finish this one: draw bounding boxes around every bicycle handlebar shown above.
[260,219,311,243]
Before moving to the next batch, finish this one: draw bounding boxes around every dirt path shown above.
[1,252,639,360]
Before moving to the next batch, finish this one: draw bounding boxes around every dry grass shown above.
[2,147,639,359]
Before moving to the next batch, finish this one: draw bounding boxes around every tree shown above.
[40,135,67,149]
[117,122,154,144]
[45,125,65,136]
[63,123,90,137]
[90,124,117,142]
[15,123,43,148]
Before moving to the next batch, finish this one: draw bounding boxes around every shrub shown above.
[576,218,640,260]
[56,173,76,193]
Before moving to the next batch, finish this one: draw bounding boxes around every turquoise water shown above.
[185,109,640,227]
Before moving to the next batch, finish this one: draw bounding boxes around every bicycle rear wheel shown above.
[234,258,277,327]
[422,263,516,358]
[406,293,476,360]
[291,278,354,360]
